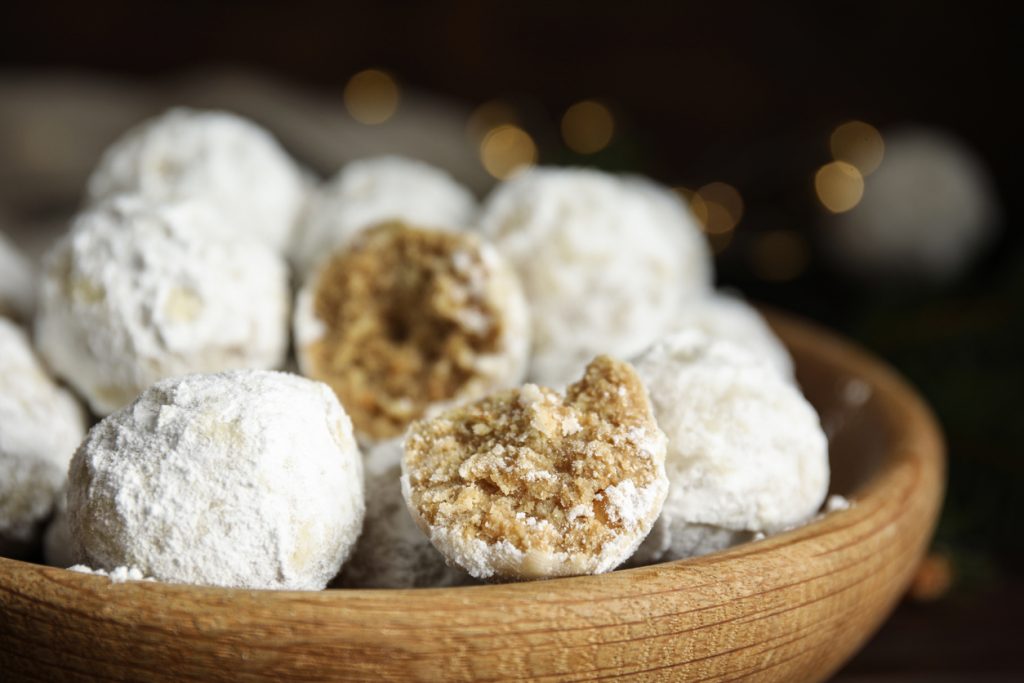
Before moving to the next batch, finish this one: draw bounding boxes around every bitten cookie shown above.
[295,222,529,442]
[402,356,668,580]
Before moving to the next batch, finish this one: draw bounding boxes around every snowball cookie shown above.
[402,356,668,580]
[67,370,365,590]
[293,156,478,275]
[825,127,1000,284]
[0,230,36,321]
[0,319,86,545]
[632,330,828,563]
[86,108,306,252]
[667,292,793,379]
[295,221,530,442]
[36,194,290,416]
[479,167,712,387]
[336,440,470,588]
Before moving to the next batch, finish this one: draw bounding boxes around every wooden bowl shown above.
[0,311,944,682]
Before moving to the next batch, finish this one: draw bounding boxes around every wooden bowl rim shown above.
[0,309,945,605]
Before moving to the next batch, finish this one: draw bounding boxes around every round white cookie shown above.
[36,194,290,416]
[632,330,828,563]
[86,107,306,252]
[67,370,364,590]
[293,155,477,275]
[479,167,712,387]
[0,319,86,544]
[825,127,1000,284]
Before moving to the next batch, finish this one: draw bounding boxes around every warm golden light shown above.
[467,100,518,143]
[674,185,741,254]
[751,230,809,281]
[815,161,864,213]
[480,125,537,179]
[696,182,744,234]
[344,69,400,125]
[830,120,884,175]
[561,100,615,154]
[909,552,954,602]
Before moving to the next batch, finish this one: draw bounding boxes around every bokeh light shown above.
[344,69,400,125]
[751,229,809,281]
[561,100,615,154]
[675,183,743,253]
[830,120,885,175]
[815,161,864,213]
[467,100,518,143]
[480,124,537,179]
[909,551,954,602]
[697,182,744,233]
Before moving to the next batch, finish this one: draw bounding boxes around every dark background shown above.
[3,1,1021,678]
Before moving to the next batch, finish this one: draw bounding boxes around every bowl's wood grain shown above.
[0,312,944,682]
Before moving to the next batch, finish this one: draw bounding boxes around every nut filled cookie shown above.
[401,356,668,580]
[295,222,529,442]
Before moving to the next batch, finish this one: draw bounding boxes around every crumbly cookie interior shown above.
[405,356,662,558]
[308,222,505,440]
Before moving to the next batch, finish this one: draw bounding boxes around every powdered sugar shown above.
[36,194,290,415]
[480,167,712,386]
[67,370,364,590]
[825,494,852,512]
[0,319,86,542]
[602,479,665,529]
[86,107,307,252]
[293,156,477,274]
[68,565,155,582]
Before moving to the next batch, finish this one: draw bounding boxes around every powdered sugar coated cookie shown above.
[479,167,711,386]
[67,370,364,590]
[632,330,828,562]
[86,108,306,252]
[36,194,290,415]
